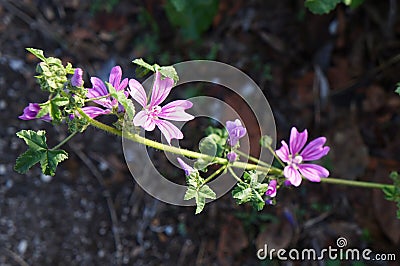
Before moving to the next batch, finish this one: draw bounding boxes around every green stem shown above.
[51,131,78,150]
[228,167,244,184]
[203,164,228,185]
[235,150,271,167]
[77,108,394,190]
[319,177,394,190]
[265,144,285,168]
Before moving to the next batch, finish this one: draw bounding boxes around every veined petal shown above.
[133,110,156,131]
[283,165,302,187]
[177,158,195,176]
[226,119,242,133]
[150,71,174,107]
[298,163,329,182]
[276,140,290,163]
[81,106,111,118]
[159,100,194,121]
[289,127,308,155]
[155,120,183,145]
[300,137,330,161]
[129,79,147,108]
[109,66,122,88]
[90,77,108,96]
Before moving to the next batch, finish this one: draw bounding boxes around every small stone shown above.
[17,239,28,254]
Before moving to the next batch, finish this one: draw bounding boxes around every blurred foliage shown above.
[164,0,219,40]
[90,0,120,13]
[305,0,364,14]
[383,171,400,219]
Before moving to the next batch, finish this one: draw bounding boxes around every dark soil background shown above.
[1,0,400,265]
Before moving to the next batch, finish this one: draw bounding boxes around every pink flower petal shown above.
[133,110,155,131]
[81,106,111,118]
[109,66,122,88]
[150,71,174,107]
[276,140,290,163]
[298,163,329,182]
[159,100,194,121]
[283,165,302,187]
[155,120,183,144]
[129,79,147,108]
[300,137,330,161]
[289,127,308,155]
[89,77,108,96]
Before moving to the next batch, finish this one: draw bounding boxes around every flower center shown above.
[289,154,303,168]
[149,105,162,118]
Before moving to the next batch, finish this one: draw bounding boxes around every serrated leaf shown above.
[14,149,44,174]
[260,135,273,148]
[26,48,46,61]
[16,130,47,150]
[49,101,62,122]
[15,130,68,176]
[132,58,155,72]
[158,66,179,83]
[305,0,342,14]
[40,149,68,176]
[106,82,135,120]
[184,186,197,200]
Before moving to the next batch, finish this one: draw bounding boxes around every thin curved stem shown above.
[203,164,228,185]
[235,149,271,167]
[51,131,78,150]
[77,108,395,191]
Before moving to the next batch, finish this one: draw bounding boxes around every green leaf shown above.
[184,184,216,214]
[165,0,220,40]
[52,95,69,106]
[14,130,68,176]
[15,149,43,174]
[260,135,273,148]
[36,102,50,120]
[133,58,155,71]
[395,83,400,95]
[158,66,179,83]
[232,171,268,211]
[26,48,46,61]
[16,130,47,150]
[106,82,135,120]
[194,136,217,171]
[348,0,364,9]
[305,0,342,14]
[40,149,68,176]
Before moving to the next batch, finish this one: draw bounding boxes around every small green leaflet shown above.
[132,58,179,83]
[14,130,68,176]
[383,171,400,219]
[304,0,341,14]
[232,171,269,211]
[106,82,135,120]
[184,184,216,214]
[26,48,46,61]
[194,136,217,171]
[396,83,400,95]
[260,135,273,148]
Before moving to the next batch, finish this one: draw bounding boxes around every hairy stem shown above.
[51,131,78,150]
[77,108,395,190]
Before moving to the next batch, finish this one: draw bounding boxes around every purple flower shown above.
[177,158,195,176]
[226,151,237,163]
[19,103,51,121]
[265,180,277,197]
[129,71,194,144]
[86,65,128,110]
[276,127,330,187]
[71,68,83,87]
[226,119,246,147]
